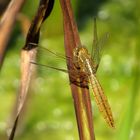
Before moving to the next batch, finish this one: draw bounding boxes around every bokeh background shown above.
[0,0,140,140]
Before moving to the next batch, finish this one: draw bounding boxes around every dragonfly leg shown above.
[69,71,89,88]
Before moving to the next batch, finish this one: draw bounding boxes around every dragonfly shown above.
[31,19,115,128]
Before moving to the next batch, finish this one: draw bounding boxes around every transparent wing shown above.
[28,44,68,76]
[30,45,88,87]
[92,32,109,69]
[91,19,109,71]
[91,18,98,59]
[38,46,70,60]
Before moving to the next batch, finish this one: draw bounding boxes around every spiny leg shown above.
[69,70,89,88]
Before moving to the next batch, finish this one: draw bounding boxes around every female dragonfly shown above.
[31,19,115,128]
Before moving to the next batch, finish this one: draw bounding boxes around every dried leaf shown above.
[8,0,54,139]
[0,0,26,69]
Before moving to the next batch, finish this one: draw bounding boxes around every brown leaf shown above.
[8,0,54,139]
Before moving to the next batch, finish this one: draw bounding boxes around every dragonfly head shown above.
[73,46,88,58]
[79,46,88,55]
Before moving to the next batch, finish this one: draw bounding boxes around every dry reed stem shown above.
[0,0,26,68]
[59,0,95,139]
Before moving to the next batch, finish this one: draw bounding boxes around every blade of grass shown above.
[118,38,140,140]
[8,0,54,139]
[59,0,95,140]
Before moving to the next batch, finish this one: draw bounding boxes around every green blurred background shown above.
[0,0,140,140]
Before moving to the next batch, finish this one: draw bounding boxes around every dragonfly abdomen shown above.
[89,74,115,128]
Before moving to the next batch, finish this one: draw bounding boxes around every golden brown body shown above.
[73,47,114,128]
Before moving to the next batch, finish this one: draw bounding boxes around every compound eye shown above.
[76,51,79,55]
[73,47,80,57]
[75,49,79,55]
[75,48,79,55]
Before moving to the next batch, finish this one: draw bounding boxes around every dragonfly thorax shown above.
[73,47,96,74]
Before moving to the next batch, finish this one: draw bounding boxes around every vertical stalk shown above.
[59,0,95,139]
[0,0,26,68]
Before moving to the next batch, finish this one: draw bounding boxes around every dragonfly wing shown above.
[92,32,109,70]
[91,18,99,71]
[89,74,114,128]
